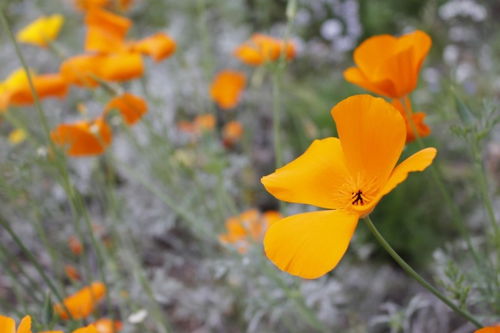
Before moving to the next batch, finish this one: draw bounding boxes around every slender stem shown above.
[272,72,283,169]
[364,216,483,328]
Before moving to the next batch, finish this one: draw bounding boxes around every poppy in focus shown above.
[261,95,437,279]
[51,117,112,157]
[210,70,246,109]
[344,30,431,99]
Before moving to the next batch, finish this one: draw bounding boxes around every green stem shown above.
[364,216,483,328]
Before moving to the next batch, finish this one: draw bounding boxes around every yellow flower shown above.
[8,128,27,145]
[261,95,437,279]
[17,15,64,47]
[0,314,31,333]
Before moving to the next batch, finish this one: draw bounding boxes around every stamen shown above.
[351,190,365,206]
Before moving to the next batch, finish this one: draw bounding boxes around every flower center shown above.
[351,190,367,206]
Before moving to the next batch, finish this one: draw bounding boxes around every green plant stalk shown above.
[364,216,482,328]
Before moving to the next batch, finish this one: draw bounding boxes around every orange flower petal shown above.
[262,138,350,209]
[60,54,102,87]
[234,44,264,66]
[331,95,406,192]
[73,325,99,333]
[264,210,358,279]
[99,53,144,82]
[9,73,68,105]
[222,120,244,146]
[105,93,147,125]
[210,70,246,109]
[94,318,123,333]
[343,67,395,98]
[16,316,31,333]
[475,326,500,333]
[353,34,397,78]
[0,315,16,333]
[131,33,176,62]
[75,0,109,11]
[379,147,437,198]
[85,8,131,53]
[55,282,106,320]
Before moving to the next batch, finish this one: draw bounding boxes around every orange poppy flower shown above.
[344,30,431,99]
[0,69,68,109]
[60,53,144,87]
[73,325,99,333]
[210,70,246,109]
[16,15,64,48]
[234,33,296,66]
[68,235,84,255]
[261,94,437,279]
[54,282,106,320]
[219,209,281,254]
[222,120,244,147]
[85,8,131,53]
[104,93,147,125]
[65,265,81,281]
[475,327,500,333]
[178,114,216,136]
[94,318,123,333]
[130,33,176,62]
[391,98,430,143]
[51,117,112,157]
[75,0,109,11]
[0,314,31,333]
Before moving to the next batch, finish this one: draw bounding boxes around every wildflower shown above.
[65,265,81,281]
[0,314,31,333]
[0,69,68,110]
[104,93,147,125]
[51,117,112,157]
[475,327,500,333]
[94,318,123,333]
[391,98,430,143]
[344,30,431,99]
[261,95,437,279]
[60,53,144,87]
[85,8,131,53]
[222,120,244,147]
[54,282,106,319]
[234,34,296,66]
[17,15,64,47]
[75,0,109,11]
[8,129,27,145]
[68,235,84,255]
[130,33,176,62]
[219,209,281,254]
[178,114,216,136]
[73,325,99,333]
[210,70,246,109]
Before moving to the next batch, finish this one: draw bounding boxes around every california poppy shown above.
[210,70,246,109]
[85,8,131,53]
[73,326,99,333]
[54,282,106,319]
[131,33,176,62]
[261,95,436,279]
[8,128,27,145]
[475,327,500,333]
[344,30,431,99]
[222,120,244,147]
[75,0,109,11]
[17,15,64,47]
[219,209,281,254]
[178,114,216,136]
[0,314,31,333]
[391,98,430,143]
[234,34,296,66]
[104,93,147,125]
[94,318,123,333]
[68,235,84,255]
[65,265,82,281]
[51,117,112,157]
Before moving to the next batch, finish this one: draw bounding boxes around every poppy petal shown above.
[475,327,500,333]
[331,94,406,191]
[343,67,396,97]
[0,315,16,333]
[397,30,432,77]
[105,93,147,125]
[16,316,31,333]
[264,210,358,279]
[261,137,350,209]
[379,147,437,197]
[353,34,396,77]
[132,33,176,62]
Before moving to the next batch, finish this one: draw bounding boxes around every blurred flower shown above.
[73,325,99,333]
[210,70,246,109]
[105,93,147,125]
[54,282,106,319]
[17,15,64,47]
[234,34,296,66]
[0,314,31,333]
[219,209,281,253]
[391,98,430,143]
[94,318,123,333]
[75,0,109,11]
[8,128,27,145]
[0,69,68,110]
[344,30,431,99]
[85,8,131,53]
[68,235,84,255]
[222,120,244,147]
[51,117,113,157]
[60,53,144,87]
[178,114,216,136]
[475,326,500,333]
[261,95,437,279]
[130,32,176,62]
[65,265,82,281]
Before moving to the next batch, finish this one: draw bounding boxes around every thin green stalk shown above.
[271,72,283,169]
[364,215,483,328]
